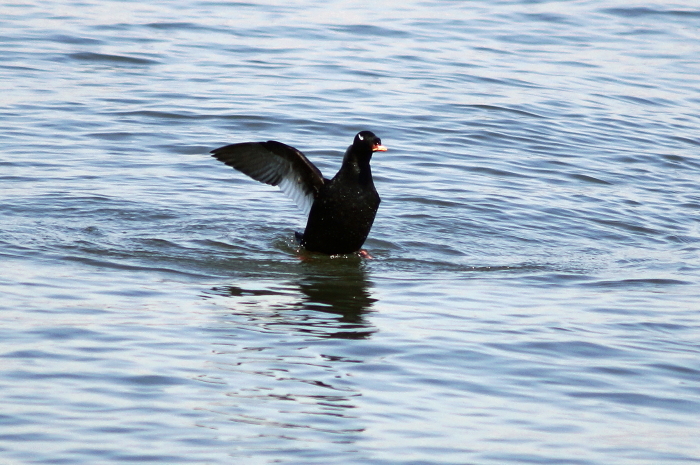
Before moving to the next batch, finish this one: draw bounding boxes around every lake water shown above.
[2,0,700,463]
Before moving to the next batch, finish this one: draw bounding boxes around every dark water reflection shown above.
[198,261,377,456]
[210,259,377,339]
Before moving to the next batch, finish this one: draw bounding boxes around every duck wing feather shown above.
[211,141,326,216]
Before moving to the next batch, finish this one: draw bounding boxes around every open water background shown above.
[2,0,700,463]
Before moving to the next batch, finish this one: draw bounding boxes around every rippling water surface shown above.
[2,0,700,463]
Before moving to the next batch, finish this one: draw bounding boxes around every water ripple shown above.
[2,0,700,463]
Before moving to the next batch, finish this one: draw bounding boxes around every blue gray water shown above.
[2,0,700,463]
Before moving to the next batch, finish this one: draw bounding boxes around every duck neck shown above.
[338,146,373,185]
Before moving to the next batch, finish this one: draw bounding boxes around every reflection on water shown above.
[209,259,377,339]
[198,260,375,452]
[297,260,377,326]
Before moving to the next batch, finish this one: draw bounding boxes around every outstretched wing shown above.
[211,140,326,216]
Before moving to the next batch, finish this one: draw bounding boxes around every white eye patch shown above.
[358,133,364,140]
